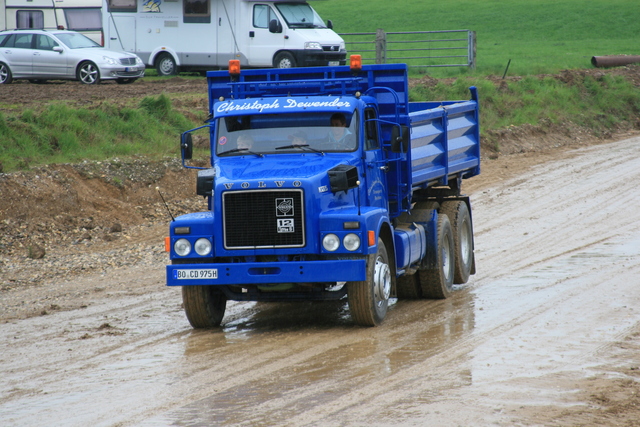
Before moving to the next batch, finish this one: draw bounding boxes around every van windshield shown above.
[215,112,358,156]
[275,3,327,29]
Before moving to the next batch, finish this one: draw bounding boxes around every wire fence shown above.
[339,29,476,69]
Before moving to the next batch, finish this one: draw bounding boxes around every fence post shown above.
[468,31,476,70]
[376,28,386,64]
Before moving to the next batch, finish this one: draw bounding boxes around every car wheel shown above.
[156,53,177,76]
[77,61,100,84]
[115,78,137,84]
[0,63,13,84]
[273,52,296,68]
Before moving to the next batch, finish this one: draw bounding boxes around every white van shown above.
[1,0,103,45]
[103,0,346,75]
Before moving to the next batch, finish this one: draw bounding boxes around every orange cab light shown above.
[229,60,241,76]
[164,236,171,252]
[350,55,362,72]
[368,230,376,247]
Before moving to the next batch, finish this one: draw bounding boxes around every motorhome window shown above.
[107,0,137,13]
[275,3,326,28]
[253,5,277,29]
[215,112,358,155]
[16,11,44,29]
[64,9,102,31]
[184,0,211,23]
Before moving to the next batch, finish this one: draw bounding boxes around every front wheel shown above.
[156,53,178,76]
[182,286,227,328]
[0,63,13,84]
[348,237,392,326]
[77,61,100,84]
[273,52,296,68]
[419,213,455,299]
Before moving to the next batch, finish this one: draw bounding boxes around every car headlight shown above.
[174,238,191,256]
[194,238,212,256]
[135,57,144,66]
[343,233,361,251]
[322,234,340,252]
[305,42,322,50]
[102,56,119,65]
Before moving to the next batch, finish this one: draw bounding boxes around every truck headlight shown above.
[174,238,191,256]
[322,234,340,252]
[194,238,212,256]
[305,42,322,50]
[343,233,361,251]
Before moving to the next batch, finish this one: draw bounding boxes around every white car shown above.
[0,29,145,85]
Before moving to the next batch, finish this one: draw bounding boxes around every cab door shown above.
[247,3,284,67]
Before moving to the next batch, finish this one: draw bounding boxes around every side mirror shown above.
[181,132,193,160]
[327,20,334,30]
[53,46,63,53]
[390,125,409,153]
[269,19,282,34]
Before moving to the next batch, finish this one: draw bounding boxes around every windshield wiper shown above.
[275,144,325,155]
[219,148,264,157]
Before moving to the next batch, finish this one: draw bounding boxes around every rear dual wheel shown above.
[440,200,474,284]
[419,213,455,299]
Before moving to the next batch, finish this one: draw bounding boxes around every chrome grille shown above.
[119,57,137,66]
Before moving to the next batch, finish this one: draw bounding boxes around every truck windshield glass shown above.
[275,3,326,28]
[215,112,358,156]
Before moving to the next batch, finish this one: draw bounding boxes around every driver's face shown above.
[331,119,346,138]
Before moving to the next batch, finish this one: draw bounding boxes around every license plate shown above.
[328,61,340,66]
[125,67,138,72]
[175,269,218,280]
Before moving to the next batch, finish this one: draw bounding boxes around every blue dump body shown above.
[166,62,481,327]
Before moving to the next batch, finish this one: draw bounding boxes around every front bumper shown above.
[166,258,366,287]
[290,49,347,67]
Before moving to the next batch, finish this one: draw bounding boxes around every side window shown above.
[0,34,9,47]
[35,35,58,51]
[364,108,380,150]
[13,33,34,49]
[253,5,271,28]
[65,9,103,31]
[107,0,137,13]
[16,10,44,29]
[184,0,211,24]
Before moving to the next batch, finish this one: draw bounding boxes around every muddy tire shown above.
[273,52,296,68]
[348,237,391,326]
[156,53,178,76]
[396,273,422,299]
[419,213,455,299]
[182,286,227,328]
[440,200,474,284]
[77,61,100,84]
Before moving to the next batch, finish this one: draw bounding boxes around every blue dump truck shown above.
[166,57,480,327]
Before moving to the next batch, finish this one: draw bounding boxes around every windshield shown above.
[275,3,327,29]
[54,32,101,49]
[215,112,358,156]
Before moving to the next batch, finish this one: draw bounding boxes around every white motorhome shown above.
[103,0,346,75]
[0,0,103,44]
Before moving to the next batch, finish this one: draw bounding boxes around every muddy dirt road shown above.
[2,136,640,426]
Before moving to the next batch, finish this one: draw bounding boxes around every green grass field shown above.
[0,0,639,172]
[314,0,640,76]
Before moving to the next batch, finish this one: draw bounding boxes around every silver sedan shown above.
[0,29,145,85]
